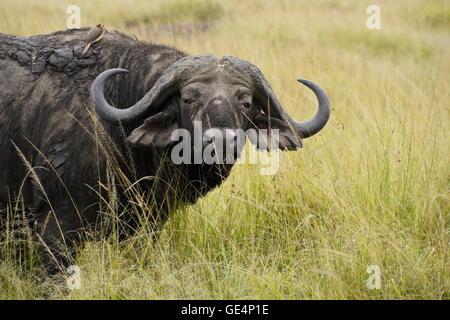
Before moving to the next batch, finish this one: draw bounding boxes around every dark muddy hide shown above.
[0,29,330,274]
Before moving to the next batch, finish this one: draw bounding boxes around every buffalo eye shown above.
[237,90,252,109]
[183,98,195,105]
[241,102,251,109]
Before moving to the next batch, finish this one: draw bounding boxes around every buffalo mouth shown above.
[201,127,243,164]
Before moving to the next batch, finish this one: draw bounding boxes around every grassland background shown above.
[0,0,448,299]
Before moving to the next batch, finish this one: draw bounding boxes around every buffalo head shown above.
[91,55,330,163]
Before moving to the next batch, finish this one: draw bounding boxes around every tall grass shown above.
[0,0,448,299]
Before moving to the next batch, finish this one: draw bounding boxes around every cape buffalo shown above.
[0,28,330,273]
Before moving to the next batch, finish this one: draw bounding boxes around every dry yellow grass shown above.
[0,0,448,299]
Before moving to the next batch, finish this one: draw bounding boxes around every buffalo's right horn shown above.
[91,55,217,125]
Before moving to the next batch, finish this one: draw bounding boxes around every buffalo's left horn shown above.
[222,56,330,139]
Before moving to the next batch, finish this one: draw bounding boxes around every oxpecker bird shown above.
[82,24,105,56]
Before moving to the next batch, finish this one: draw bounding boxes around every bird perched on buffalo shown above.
[82,24,105,56]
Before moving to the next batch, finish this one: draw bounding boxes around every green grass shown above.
[0,0,448,299]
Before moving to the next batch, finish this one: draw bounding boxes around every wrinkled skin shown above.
[0,29,330,274]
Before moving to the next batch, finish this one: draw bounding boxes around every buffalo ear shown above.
[248,113,303,150]
[127,109,178,148]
